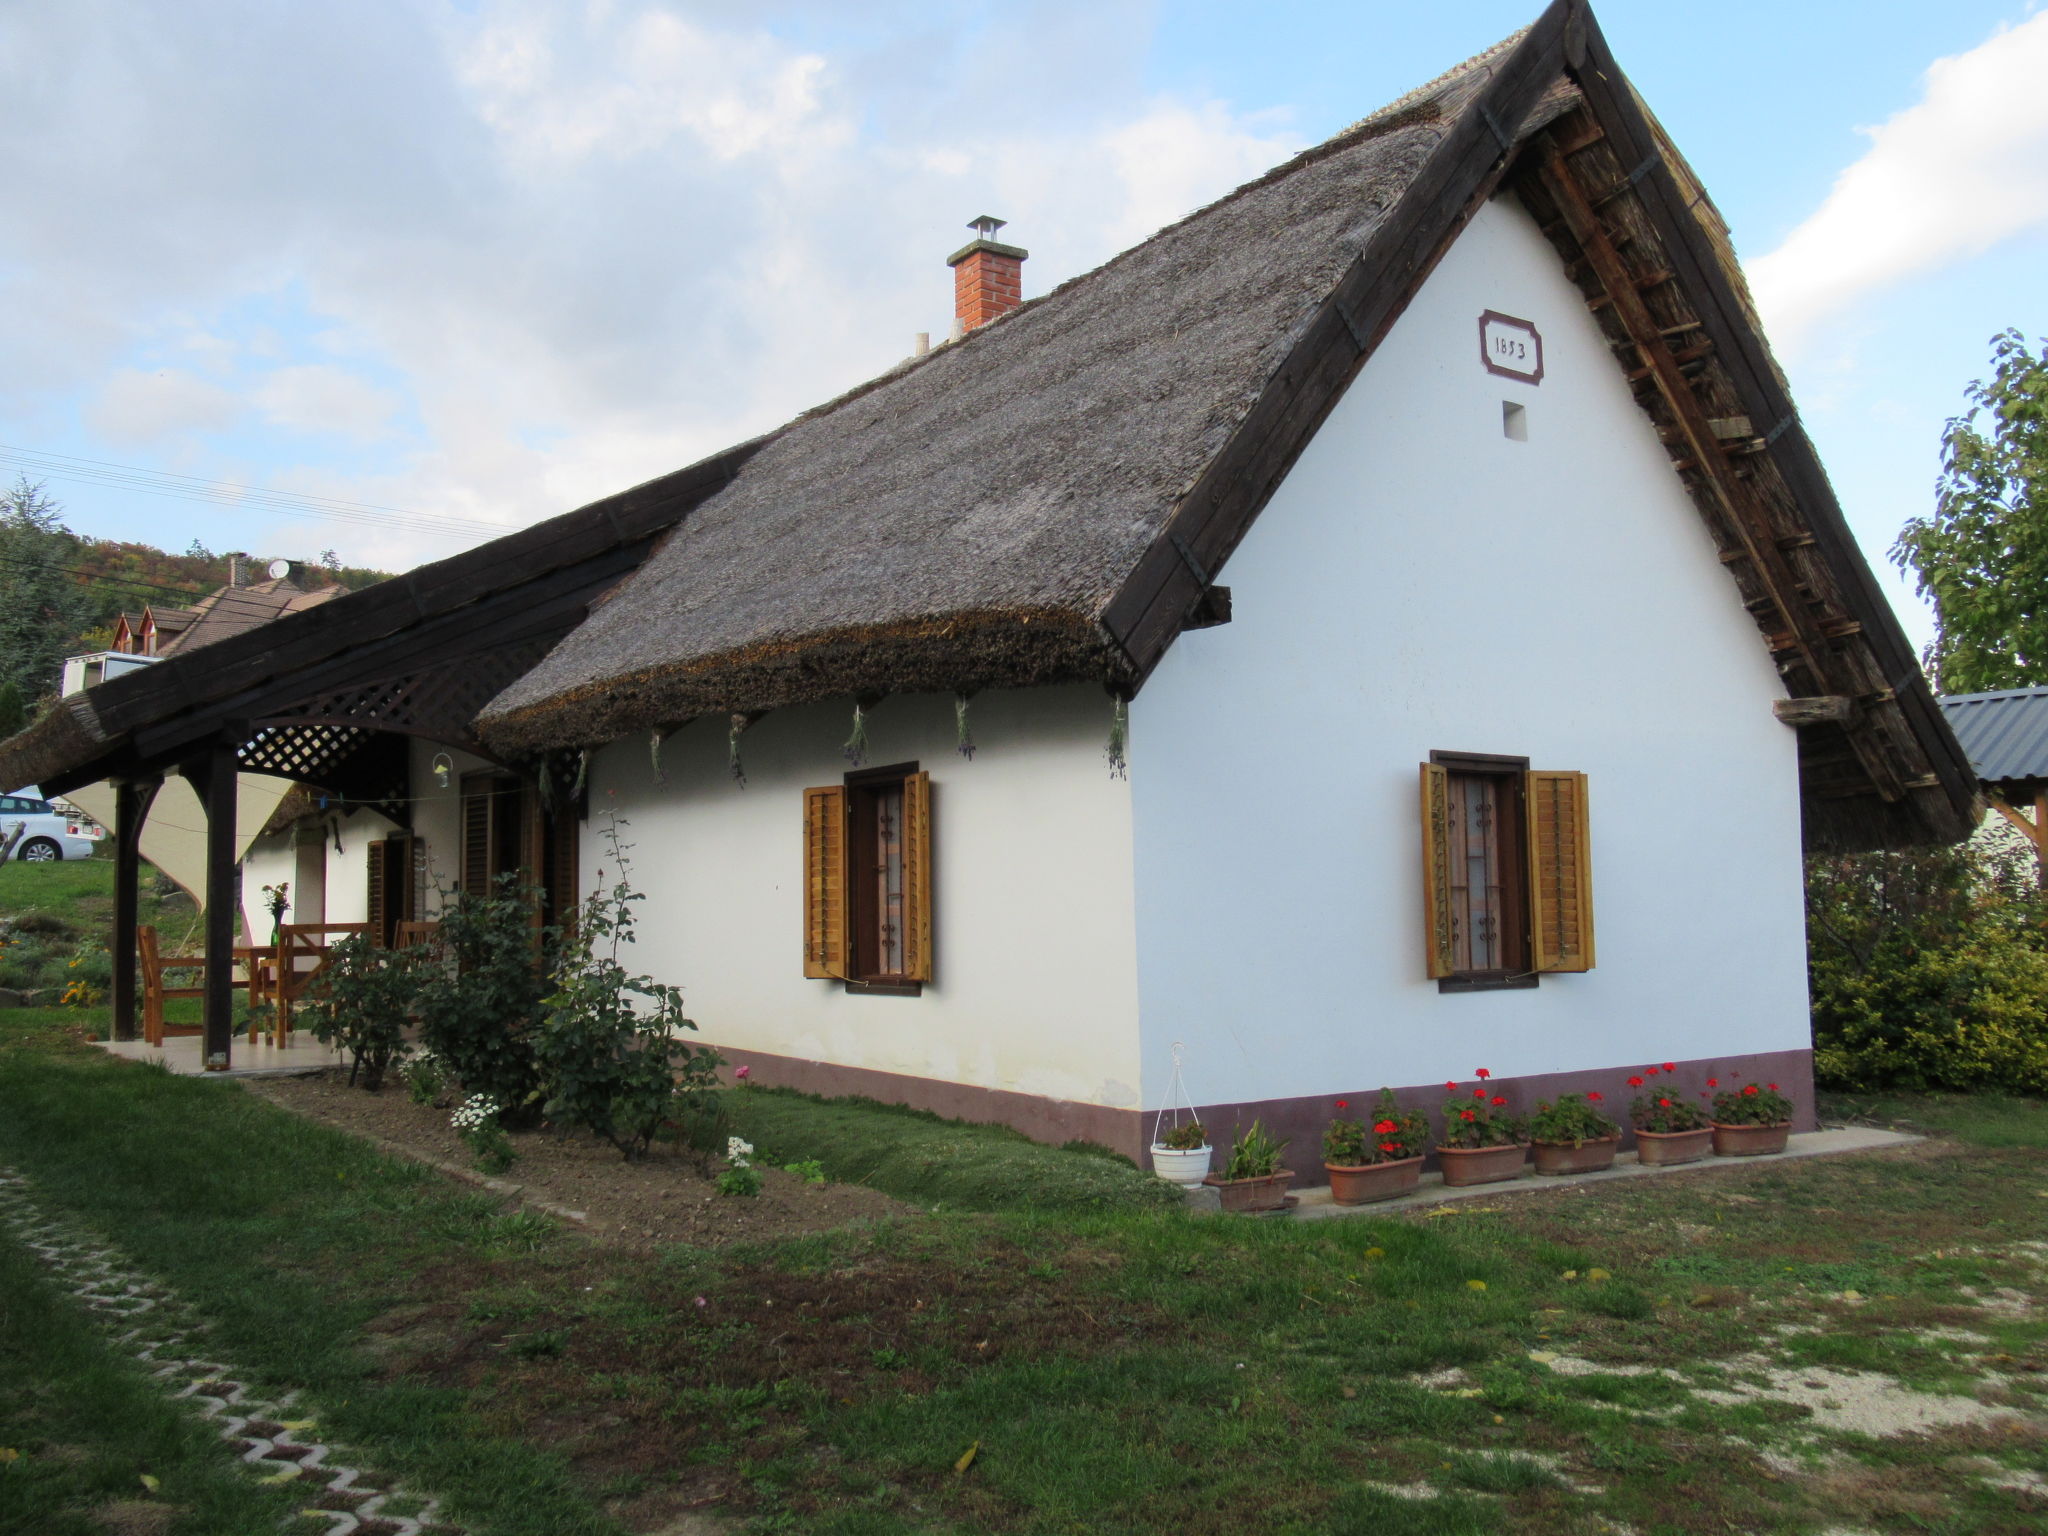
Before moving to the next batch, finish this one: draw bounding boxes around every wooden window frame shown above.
[1429,750,1538,994]
[803,761,932,996]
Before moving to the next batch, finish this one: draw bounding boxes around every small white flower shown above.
[450,1093,502,1132]
[725,1136,754,1167]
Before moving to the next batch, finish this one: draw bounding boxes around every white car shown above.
[1,789,101,863]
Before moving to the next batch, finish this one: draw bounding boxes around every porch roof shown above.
[0,442,756,796]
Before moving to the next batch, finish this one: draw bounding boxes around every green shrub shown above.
[534,817,722,1162]
[728,1088,1181,1213]
[1808,830,2048,1094]
[308,934,420,1091]
[414,875,549,1123]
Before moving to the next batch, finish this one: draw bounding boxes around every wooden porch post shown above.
[1986,786,2048,891]
[2035,789,2048,894]
[191,741,240,1070]
[109,775,161,1042]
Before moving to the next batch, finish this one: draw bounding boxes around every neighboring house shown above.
[0,2,1979,1161]
[117,563,349,660]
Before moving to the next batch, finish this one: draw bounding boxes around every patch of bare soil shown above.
[246,1069,908,1248]
[91,1501,178,1536]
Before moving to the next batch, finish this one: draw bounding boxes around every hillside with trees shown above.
[0,476,395,729]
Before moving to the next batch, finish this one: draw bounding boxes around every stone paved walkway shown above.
[0,1168,455,1534]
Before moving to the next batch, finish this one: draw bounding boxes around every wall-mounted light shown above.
[432,753,454,790]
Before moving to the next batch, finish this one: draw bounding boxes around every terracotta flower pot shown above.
[1202,1169,1295,1213]
[1325,1156,1423,1205]
[1435,1143,1528,1187]
[1150,1144,1213,1188]
[1712,1121,1791,1157]
[1633,1127,1714,1167]
[1531,1136,1619,1176]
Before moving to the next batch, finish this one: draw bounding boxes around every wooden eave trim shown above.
[1559,27,1977,833]
[1099,0,1583,685]
[25,439,760,781]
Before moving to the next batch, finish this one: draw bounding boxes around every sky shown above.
[2,0,2044,658]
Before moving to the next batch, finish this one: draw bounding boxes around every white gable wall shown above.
[590,685,1144,1114]
[1129,194,1806,1110]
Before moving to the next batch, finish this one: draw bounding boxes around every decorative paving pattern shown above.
[0,1168,455,1535]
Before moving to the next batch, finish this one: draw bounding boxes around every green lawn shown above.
[2,1004,2046,1534]
[0,850,198,1014]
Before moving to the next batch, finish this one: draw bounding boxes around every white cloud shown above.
[1749,11,2048,352]
[253,364,402,442]
[0,1,1303,568]
[1100,100,1297,249]
[86,368,240,446]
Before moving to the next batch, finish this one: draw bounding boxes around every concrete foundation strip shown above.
[0,1168,456,1535]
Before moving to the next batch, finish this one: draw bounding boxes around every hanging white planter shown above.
[1147,1041,1210,1185]
[1149,1143,1214,1187]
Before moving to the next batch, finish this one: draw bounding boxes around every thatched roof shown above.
[0,0,1980,851]
[477,36,1576,750]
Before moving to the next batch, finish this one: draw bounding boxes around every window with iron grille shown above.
[1421,751,1594,991]
[802,762,932,993]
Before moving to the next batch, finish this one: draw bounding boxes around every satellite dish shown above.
[267,558,293,580]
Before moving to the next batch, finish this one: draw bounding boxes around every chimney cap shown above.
[947,214,1029,268]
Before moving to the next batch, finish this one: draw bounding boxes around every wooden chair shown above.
[272,922,375,1036]
[392,919,441,951]
[137,924,206,1046]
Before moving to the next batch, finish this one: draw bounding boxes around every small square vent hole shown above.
[1502,401,1529,441]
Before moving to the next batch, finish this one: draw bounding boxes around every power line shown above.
[0,443,511,542]
[0,552,243,603]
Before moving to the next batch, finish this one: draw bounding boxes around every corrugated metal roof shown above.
[1938,687,2048,787]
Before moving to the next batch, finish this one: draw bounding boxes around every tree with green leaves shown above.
[0,478,88,707]
[1894,329,2048,694]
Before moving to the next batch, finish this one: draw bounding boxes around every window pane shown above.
[1446,773,1503,972]
[874,785,905,975]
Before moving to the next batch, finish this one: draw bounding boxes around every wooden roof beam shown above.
[1532,138,1910,805]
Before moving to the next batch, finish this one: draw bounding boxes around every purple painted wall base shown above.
[708,1042,1813,1189]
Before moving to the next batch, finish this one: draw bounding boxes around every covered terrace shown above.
[0,445,751,1067]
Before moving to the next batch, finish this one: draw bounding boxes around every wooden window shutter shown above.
[548,812,579,931]
[366,838,388,945]
[1419,763,1456,979]
[1526,770,1595,972]
[459,783,490,896]
[901,771,933,983]
[803,786,848,979]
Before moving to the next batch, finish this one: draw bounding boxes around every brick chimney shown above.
[947,215,1028,332]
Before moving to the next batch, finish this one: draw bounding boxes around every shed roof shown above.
[1939,687,2048,790]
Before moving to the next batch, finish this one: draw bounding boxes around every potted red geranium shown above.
[1629,1064,1713,1165]
[1528,1091,1620,1175]
[1323,1089,1428,1204]
[1710,1081,1794,1156]
[1436,1071,1528,1186]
